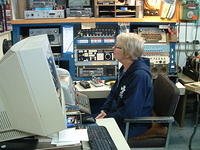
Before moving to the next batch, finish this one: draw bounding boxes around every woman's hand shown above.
[95,110,107,119]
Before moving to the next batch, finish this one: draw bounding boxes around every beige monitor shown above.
[0,35,66,142]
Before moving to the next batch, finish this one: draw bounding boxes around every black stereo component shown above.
[183,54,200,81]
[29,28,61,45]
[74,24,118,38]
[76,49,114,62]
[66,8,92,17]
[77,65,117,77]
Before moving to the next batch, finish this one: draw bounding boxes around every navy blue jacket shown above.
[100,57,154,138]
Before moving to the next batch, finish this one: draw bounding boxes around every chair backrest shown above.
[153,74,180,116]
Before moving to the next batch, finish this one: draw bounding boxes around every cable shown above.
[176,22,181,70]
[193,22,199,53]
[64,31,81,54]
[184,22,190,57]
[56,31,81,67]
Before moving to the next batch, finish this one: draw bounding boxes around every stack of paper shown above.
[50,128,89,146]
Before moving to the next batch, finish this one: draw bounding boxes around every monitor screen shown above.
[0,34,66,142]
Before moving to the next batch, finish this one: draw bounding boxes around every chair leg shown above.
[165,122,173,149]
[125,122,130,141]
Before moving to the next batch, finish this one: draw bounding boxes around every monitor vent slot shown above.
[0,111,12,131]
[0,130,31,142]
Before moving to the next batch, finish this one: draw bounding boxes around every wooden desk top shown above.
[75,81,111,99]
[178,73,195,85]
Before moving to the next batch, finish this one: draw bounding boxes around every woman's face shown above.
[112,42,125,62]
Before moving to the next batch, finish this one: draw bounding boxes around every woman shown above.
[95,32,154,138]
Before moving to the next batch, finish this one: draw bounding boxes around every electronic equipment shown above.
[79,80,91,88]
[74,24,118,79]
[87,126,117,150]
[66,8,92,17]
[77,65,117,77]
[143,43,170,78]
[96,1,115,5]
[28,0,55,9]
[24,10,65,19]
[75,91,91,114]
[82,116,95,123]
[57,68,76,106]
[29,28,61,45]
[183,52,200,81]
[180,0,199,21]
[143,43,170,64]
[68,0,91,8]
[0,35,66,143]
[138,27,167,42]
[150,64,168,78]
[75,24,116,40]
[91,76,104,87]
[66,0,92,17]
[57,68,91,114]
[75,49,114,61]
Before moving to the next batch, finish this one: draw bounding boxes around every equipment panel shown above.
[24,10,65,19]
[138,27,167,42]
[143,43,170,78]
[29,28,61,45]
[74,24,118,79]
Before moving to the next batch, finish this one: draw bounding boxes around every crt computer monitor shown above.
[0,34,66,142]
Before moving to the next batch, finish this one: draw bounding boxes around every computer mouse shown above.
[82,116,96,124]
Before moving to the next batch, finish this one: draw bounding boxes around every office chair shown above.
[124,74,180,149]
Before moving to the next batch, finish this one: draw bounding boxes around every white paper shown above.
[75,129,89,141]
[63,26,74,53]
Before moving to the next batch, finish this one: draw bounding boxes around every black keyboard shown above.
[87,126,117,150]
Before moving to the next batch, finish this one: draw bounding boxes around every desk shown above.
[36,118,130,150]
[0,118,130,150]
[76,81,185,98]
[174,74,194,127]
[183,82,200,150]
[75,81,110,99]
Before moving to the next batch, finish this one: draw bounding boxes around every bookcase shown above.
[95,0,136,18]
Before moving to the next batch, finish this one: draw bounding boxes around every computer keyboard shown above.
[87,126,117,150]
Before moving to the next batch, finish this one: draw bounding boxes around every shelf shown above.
[11,17,178,25]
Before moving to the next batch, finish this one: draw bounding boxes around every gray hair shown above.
[116,33,144,60]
